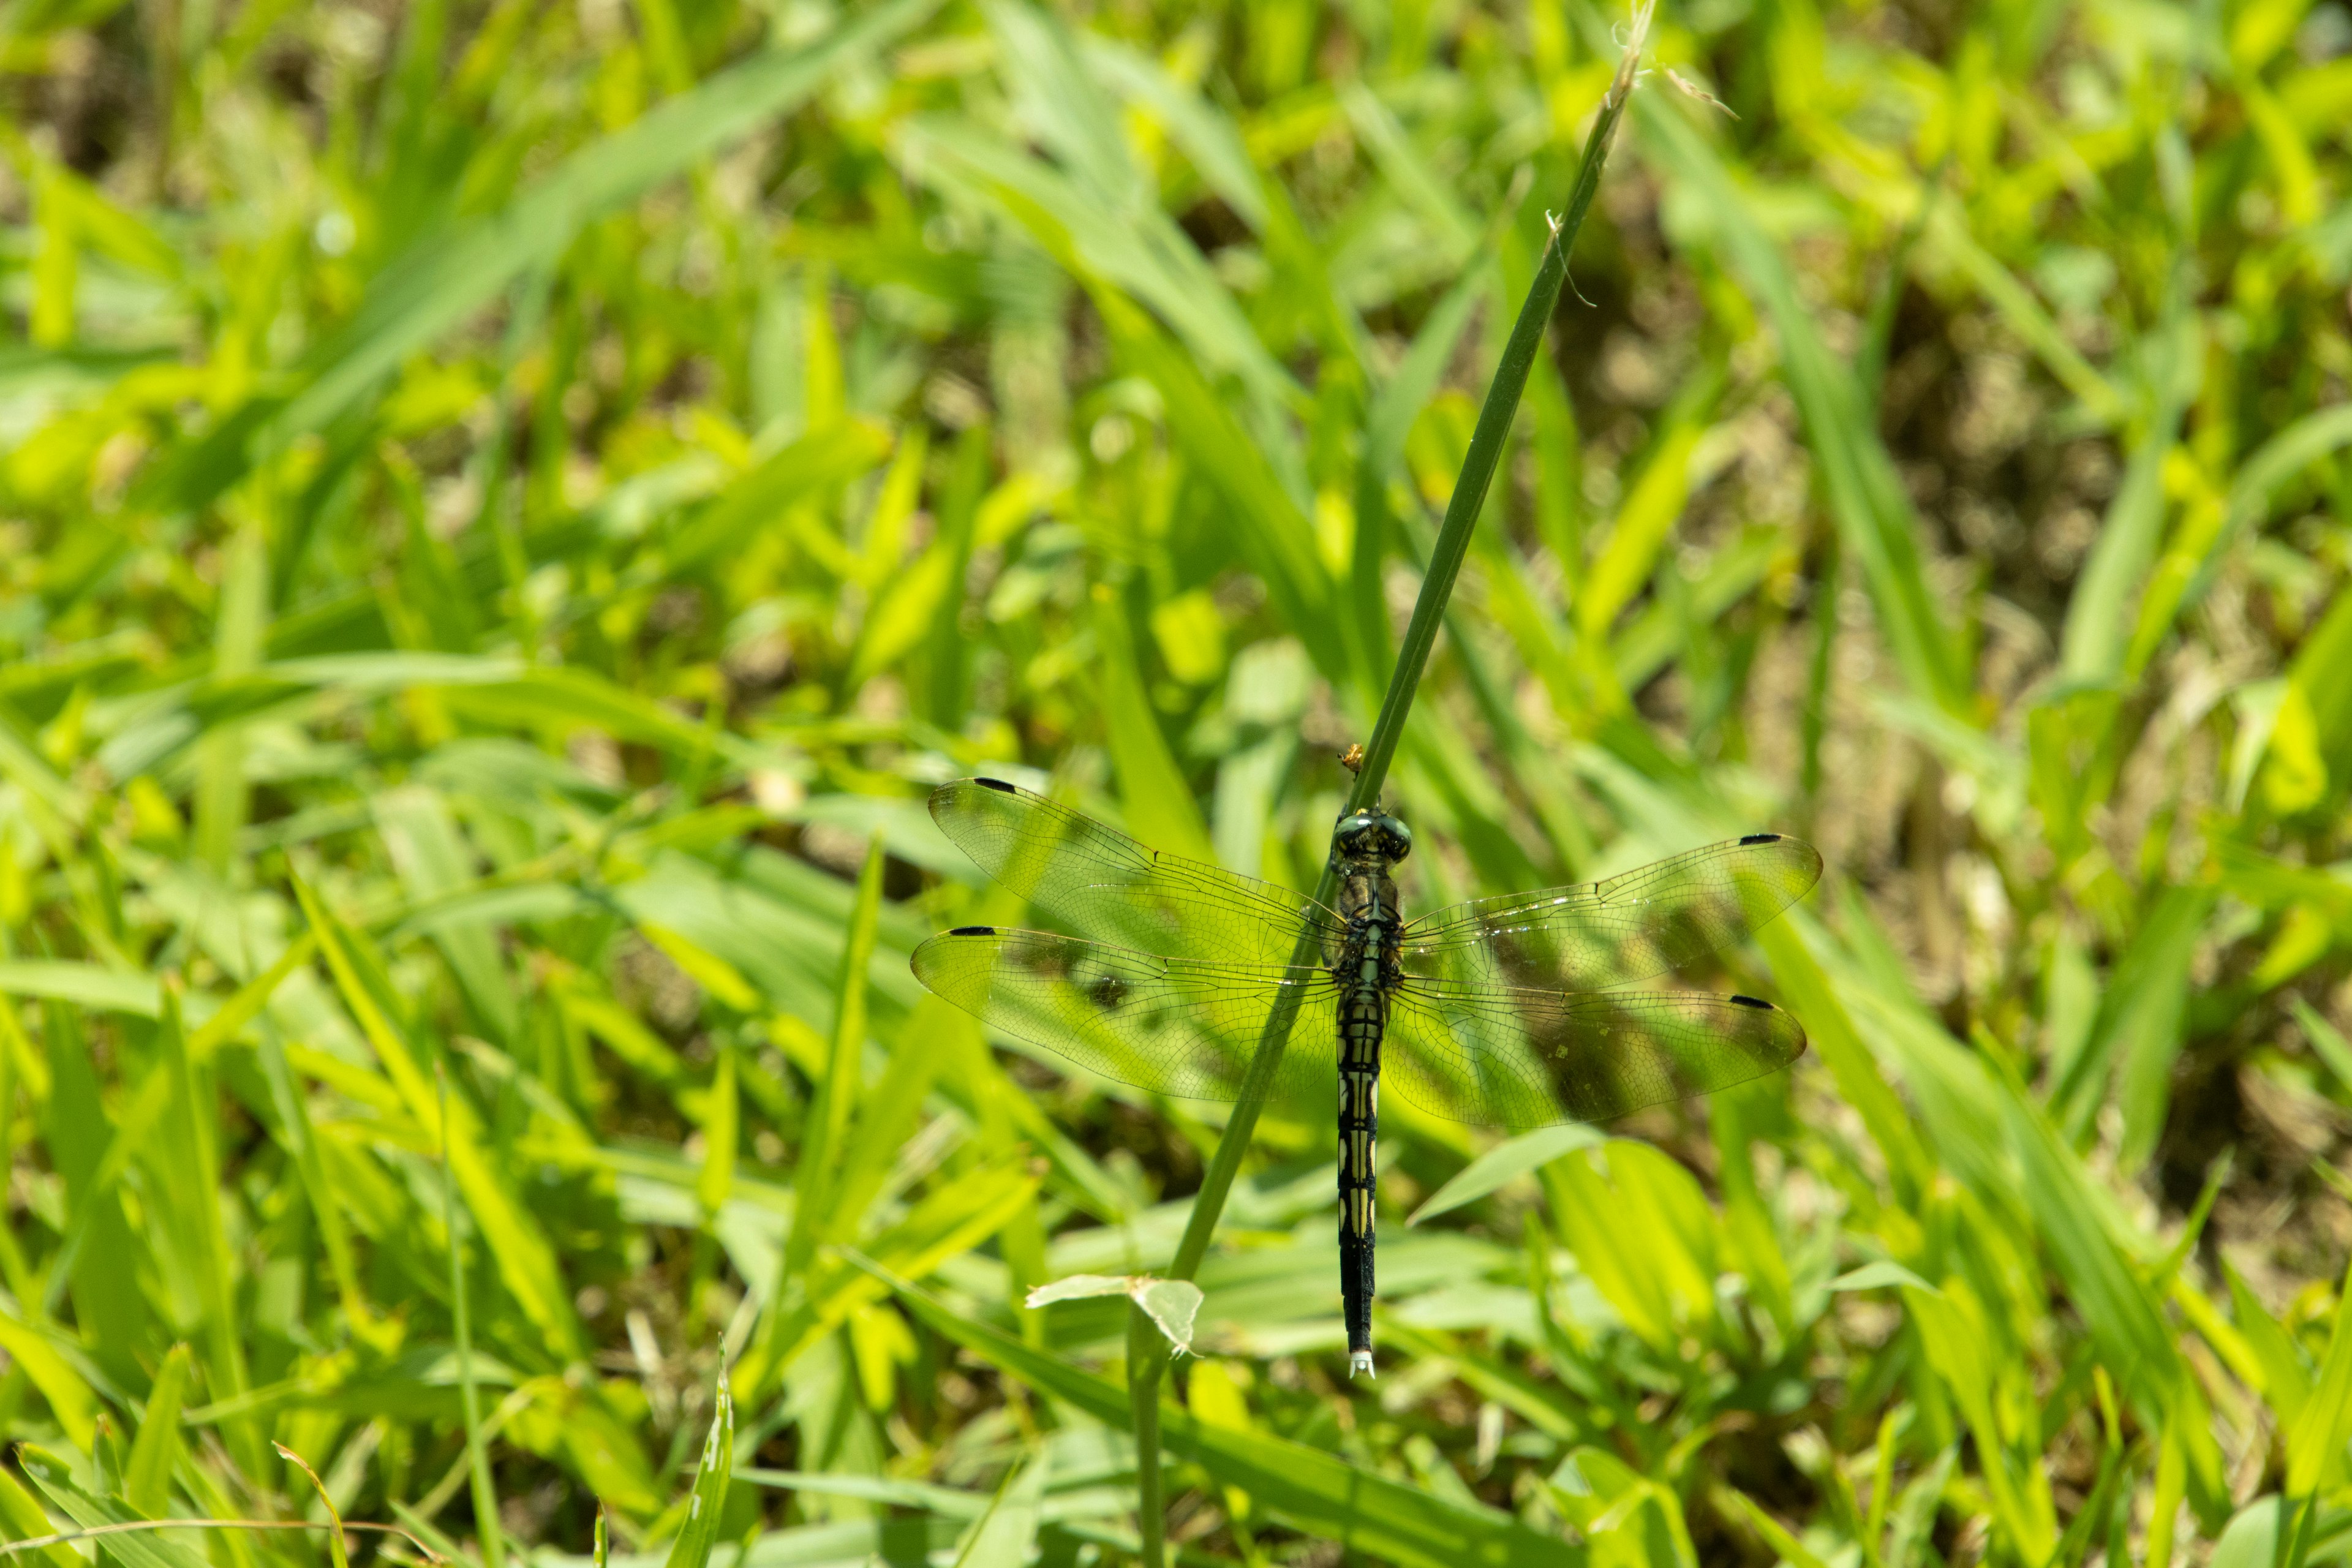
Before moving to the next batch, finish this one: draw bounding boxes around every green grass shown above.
[1,0,2351,1564]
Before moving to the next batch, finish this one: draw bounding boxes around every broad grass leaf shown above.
[2289,1257,2352,1498]
[1095,588,1218,864]
[123,1342,190,1516]
[151,987,251,1439]
[1635,96,1969,717]
[2295,997,2352,1098]
[2264,681,2331,815]
[886,1272,1572,1568]
[1081,37,1269,230]
[375,785,516,1042]
[846,521,965,691]
[0,705,86,821]
[1082,287,1342,677]
[666,421,892,576]
[556,984,690,1089]
[2207,1496,2352,1568]
[1408,1123,1604,1225]
[1716,1489,1830,1568]
[1904,1280,2057,1563]
[1830,1261,1937,1293]
[2139,395,2352,664]
[1185,1359,1259,1519]
[1338,82,1477,263]
[0,1311,96,1449]
[1608,527,1781,691]
[792,835,886,1259]
[1749,918,1932,1205]
[661,1376,733,1568]
[1817,899,2230,1518]
[638,925,762,1013]
[192,522,266,875]
[1541,1141,1718,1354]
[153,0,942,505]
[949,1453,1044,1568]
[1375,1322,1582,1439]
[696,1041,739,1218]
[973,4,1298,410]
[14,1447,208,1568]
[1577,375,1720,640]
[1998,1072,2227,1521]
[745,1159,1041,1390]
[2283,589,2352,794]
[294,875,587,1360]
[2112,888,2217,1167]
[0,962,162,1016]
[1917,203,2126,424]
[2226,1259,2315,1430]
[818,992,969,1237]
[0,1461,80,1568]
[28,997,153,1358]
[2059,301,2198,685]
[1548,1447,1697,1568]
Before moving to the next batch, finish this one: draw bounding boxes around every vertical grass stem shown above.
[439,1066,506,1568]
[1126,11,1652,1564]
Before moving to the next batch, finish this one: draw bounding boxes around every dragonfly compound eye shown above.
[1335,811,1412,862]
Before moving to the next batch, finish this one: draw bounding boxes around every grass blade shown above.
[663,1377,733,1568]
[1407,1124,1604,1226]
[441,1067,506,1568]
[882,1268,1573,1568]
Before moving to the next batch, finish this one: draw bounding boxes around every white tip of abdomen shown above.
[1348,1350,1375,1378]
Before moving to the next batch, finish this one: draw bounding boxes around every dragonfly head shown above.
[1333,809,1412,866]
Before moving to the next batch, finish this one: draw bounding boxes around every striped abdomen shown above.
[1338,975,1382,1373]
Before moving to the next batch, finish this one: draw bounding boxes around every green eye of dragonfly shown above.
[911,778,1820,1379]
[1335,810,1412,862]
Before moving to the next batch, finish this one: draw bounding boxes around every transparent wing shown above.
[911,925,1338,1103]
[1382,979,1806,1129]
[1400,835,1822,992]
[930,778,1345,967]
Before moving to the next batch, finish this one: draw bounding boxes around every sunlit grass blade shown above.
[660,1377,733,1568]
[145,0,943,508]
[1630,93,1969,717]
[880,1268,1572,1568]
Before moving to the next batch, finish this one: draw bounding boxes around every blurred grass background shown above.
[1,0,2351,1561]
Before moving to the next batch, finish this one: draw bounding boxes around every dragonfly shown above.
[910,777,1822,1376]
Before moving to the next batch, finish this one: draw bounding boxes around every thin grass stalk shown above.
[1123,12,1654,1564]
[439,1067,507,1568]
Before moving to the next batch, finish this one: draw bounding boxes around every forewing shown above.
[1381,979,1806,1129]
[931,778,1344,966]
[911,926,1338,1104]
[1400,835,1822,993]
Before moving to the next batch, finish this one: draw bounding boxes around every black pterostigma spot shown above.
[1740,833,1781,845]
[1729,994,1773,1009]
[976,778,1017,793]
[950,925,996,937]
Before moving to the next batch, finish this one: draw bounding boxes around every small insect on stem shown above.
[1340,743,1367,775]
